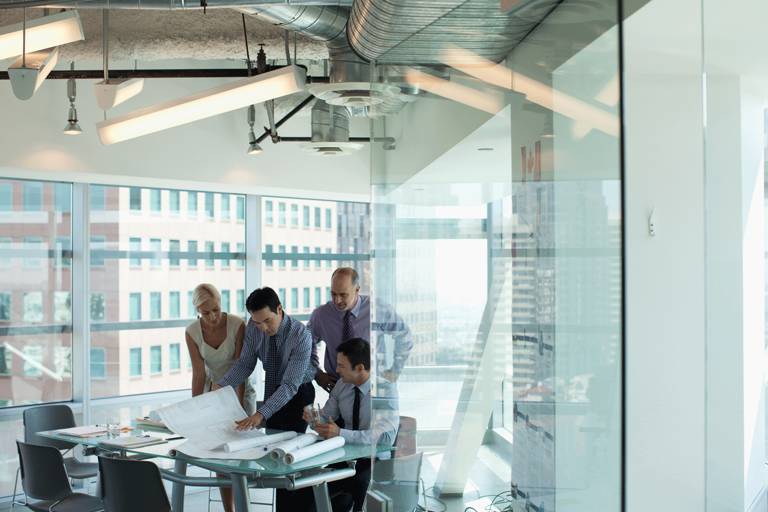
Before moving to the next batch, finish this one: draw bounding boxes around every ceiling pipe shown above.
[0,67,331,79]
[0,0,352,9]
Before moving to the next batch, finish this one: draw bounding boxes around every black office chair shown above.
[15,440,103,512]
[98,455,171,512]
[24,404,101,479]
[370,452,424,512]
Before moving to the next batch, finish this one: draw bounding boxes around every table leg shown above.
[231,474,251,512]
[171,459,187,512]
[312,482,332,512]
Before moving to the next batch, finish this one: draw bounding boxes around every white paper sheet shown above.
[156,387,291,460]
[223,431,297,453]
[267,434,318,460]
[283,436,346,464]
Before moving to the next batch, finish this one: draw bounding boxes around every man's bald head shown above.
[331,267,360,311]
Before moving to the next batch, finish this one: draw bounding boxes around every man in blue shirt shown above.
[217,287,315,511]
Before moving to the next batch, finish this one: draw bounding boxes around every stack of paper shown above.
[55,425,108,438]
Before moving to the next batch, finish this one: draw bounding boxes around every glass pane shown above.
[0,179,73,407]
[89,185,246,398]
[368,1,623,510]
[261,197,371,320]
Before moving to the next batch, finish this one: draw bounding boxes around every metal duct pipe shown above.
[311,99,349,143]
[0,0,352,10]
[347,0,561,64]
[238,5,367,84]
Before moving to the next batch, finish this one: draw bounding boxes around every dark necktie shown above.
[342,310,353,342]
[264,335,280,398]
[352,386,361,430]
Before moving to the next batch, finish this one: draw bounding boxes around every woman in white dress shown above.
[185,283,254,512]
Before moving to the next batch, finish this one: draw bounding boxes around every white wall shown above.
[0,76,370,201]
[624,0,707,510]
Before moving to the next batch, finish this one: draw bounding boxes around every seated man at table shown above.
[307,338,398,512]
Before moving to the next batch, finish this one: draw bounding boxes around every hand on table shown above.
[313,418,340,439]
[235,412,264,431]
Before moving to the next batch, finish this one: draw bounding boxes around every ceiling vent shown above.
[301,99,363,156]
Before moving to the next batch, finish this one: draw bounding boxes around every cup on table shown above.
[304,405,326,427]
[106,422,121,437]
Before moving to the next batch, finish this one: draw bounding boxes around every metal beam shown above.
[0,68,330,80]
[255,94,315,143]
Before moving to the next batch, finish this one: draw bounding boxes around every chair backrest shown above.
[371,451,423,512]
[99,455,171,512]
[23,404,77,450]
[16,440,73,502]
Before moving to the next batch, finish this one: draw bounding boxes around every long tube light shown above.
[404,68,505,115]
[8,47,59,100]
[440,45,620,137]
[0,11,84,61]
[97,65,306,145]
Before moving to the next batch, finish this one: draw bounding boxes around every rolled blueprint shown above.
[223,431,297,453]
[283,436,345,465]
[268,434,318,460]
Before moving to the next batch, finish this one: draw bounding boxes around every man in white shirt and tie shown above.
[305,338,398,511]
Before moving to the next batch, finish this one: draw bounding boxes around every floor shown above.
[4,444,519,512]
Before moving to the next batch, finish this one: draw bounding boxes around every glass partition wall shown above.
[368,1,623,510]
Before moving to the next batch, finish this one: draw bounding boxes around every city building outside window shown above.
[23,237,43,268]
[265,200,273,225]
[187,191,198,217]
[187,291,195,318]
[150,346,162,374]
[53,291,71,323]
[278,203,286,226]
[150,238,161,268]
[23,346,42,377]
[90,293,105,321]
[278,288,286,306]
[205,241,214,268]
[325,208,332,230]
[314,207,321,228]
[0,346,10,375]
[236,196,245,222]
[205,193,214,219]
[303,288,310,309]
[150,292,161,320]
[54,183,71,213]
[23,292,43,322]
[169,343,181,371]
[23,182,42,211]
[169,291,180,319]
[314,247,321,268]
[169,239,180,267]
[0,183,12,210]
[129,293,142,321]
[266,244,274,268]
[0,237,10,268]
[221,289,230,313]
[291,204,299,227]
[150,189,161,213]
[221,242,230,269]
[54,346,71,378]
[325,248,332,268]
[0,292,10,320]
[55,236,71,268]
[221,194,230,220]
[315,287,321,307]
[237,242,245,268]
[129,348,142,377]
[188,240,198,268]
[291,288,298,310]
[169,190,180,214]
[236,289,245,318]
[129,237,142,268]
[291,245,298,269]
[90,348,106,379]
[129,187,142,211]
[302,246,310,269]
[90,236,105,267]
[90,185,106,211]
[278,245,286,269]
[303,206,310,228]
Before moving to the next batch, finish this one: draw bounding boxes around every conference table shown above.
[38,425,371,512]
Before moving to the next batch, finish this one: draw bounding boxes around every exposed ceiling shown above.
[0,8,329,63]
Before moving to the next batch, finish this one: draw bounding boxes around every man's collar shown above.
[347,294,367,318]
[356,375,371,395]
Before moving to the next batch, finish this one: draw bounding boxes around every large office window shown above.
[169,190,180,213]
[314,207,321,228]
[88,185,245,400]
[90,348,106,379]
[90,185,106,211]
[291,204,299,227]
[303,206,310,228]
[291,245,298,269]
[265,200,273,225]
[0,179,74,411]
[236,196,245,222]
[278,245,286,269]
[221,194,230,220]
[278,202,286,226]
[129,237,142,268]
[291,288,298,310]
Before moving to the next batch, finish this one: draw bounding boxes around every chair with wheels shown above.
[98,455,171,512]
[15,440,103,512]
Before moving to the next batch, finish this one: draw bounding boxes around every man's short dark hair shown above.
[245,287,281,314]
[337,338,370,371]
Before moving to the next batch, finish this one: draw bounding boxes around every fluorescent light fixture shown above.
[94,78,145,110]
[404,68,505,115]
[8,47,58,100]
[440,45,619,137]
[97,65,306,145]
[0,11,84,61]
